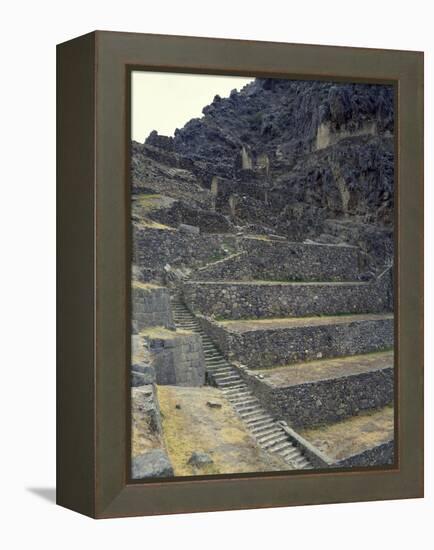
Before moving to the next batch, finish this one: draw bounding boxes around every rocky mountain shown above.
[132,78,394,273]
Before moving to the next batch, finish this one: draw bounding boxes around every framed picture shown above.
[57,31,423,518]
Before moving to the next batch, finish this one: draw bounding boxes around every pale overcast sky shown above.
[131,71,254,142]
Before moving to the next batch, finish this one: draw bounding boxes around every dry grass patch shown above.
[157,385,288,476]
[139,326,193,339]
[131,280,163,291]
[300,405,394,461]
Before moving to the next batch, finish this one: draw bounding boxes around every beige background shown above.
[132,71,253,142]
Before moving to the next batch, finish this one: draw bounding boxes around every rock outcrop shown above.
[132,78,394,271]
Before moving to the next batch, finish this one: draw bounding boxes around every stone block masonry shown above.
[131,281,174,333]
[198,313,393,369]
[142,327,206,387]
[184,278,391,320]
[132,225,238,284]
[238,351,394,428]
[336,440,394,468]
[190,239,361,283]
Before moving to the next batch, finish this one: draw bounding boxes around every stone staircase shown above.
[171,296,313,470]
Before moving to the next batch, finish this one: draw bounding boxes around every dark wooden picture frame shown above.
[57,30,424,519]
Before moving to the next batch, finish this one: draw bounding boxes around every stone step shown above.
[184,277,391,320]
[202,313,394,369]
[206,356,226,363]
[250,422,276,435]
[244,351,394,428]
[206,359,230,366]
[212,370,238,377]
[267,440,292,453]
[206,360,229,367]
[215,377,242,386]
[173,317,194,321]
[260,433,288,448]
[234,402,260,412]
[245,413,272,424]
[171,297,314,470]
[224,391,251,401]
[207,369,233,377]
[247,419,274,429]
[279,447,300,460]
[221,385,247,394]
[240,408,267,419]
[207,365,233,373]
[215,373,241,381]
[257,431,288,446]
[230,396,258,406]
[291,457,311,469]
[217,379,243,388]
[211,371,237,379]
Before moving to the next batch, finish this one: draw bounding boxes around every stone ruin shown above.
[130,78,395,477]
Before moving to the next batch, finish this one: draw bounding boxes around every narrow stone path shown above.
[171,296,313,470]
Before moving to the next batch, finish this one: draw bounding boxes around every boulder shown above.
[187,452,214,468]
[179,223,200,235]
[206,400,222,409]
[132,449,174,479]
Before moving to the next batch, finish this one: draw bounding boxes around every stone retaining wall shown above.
[149,200,233,233]
[184,278,391,320]
[147,330,205,387]
[132,282,174,333]
[132,225,237,284]
[239,366,394,428]
[336,440,394,468]
[198,315,394,368]
[191,244,360,281]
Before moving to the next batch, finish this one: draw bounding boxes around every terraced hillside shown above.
[130,77,394,479]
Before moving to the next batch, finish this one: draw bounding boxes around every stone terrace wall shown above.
[191,243,361,281]
[244,239,360,281]
[149,200,233,233]
[131,282,174,333]
[184,279,391,320]
[198,315,394,368]
[132,225,238,283]
[147,330,205,387]
[239,367,394,428]
[336,440,394,468]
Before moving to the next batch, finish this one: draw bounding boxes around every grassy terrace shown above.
[300,405,394,461]
[218,313,394,333]
[192,280,368,285]
[131,280,163,291]
[139,326,192,339]
[252,350,394,387]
